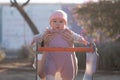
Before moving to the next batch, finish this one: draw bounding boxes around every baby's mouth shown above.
[56,27,60,29]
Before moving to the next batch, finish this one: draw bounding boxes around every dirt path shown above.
[0,59,120,80]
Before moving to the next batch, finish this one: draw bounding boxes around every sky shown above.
[0,0,98,4]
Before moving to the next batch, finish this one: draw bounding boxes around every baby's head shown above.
[49,10,67,30]
[50,10,67,24]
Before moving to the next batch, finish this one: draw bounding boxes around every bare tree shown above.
[10,0,39,35]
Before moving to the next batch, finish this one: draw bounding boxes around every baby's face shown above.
[50,18,66,30]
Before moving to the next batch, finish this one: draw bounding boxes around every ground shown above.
[0,58,120,80]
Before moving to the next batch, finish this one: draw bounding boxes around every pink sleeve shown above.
[31,33,43,45]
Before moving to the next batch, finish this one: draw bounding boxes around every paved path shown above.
[0,69,120,80]
[0,59,120,80]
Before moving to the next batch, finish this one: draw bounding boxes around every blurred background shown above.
[0,0,120,80]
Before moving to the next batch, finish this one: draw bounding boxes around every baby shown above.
[32,10,89,80]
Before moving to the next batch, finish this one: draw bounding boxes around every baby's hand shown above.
[87,42,98,52]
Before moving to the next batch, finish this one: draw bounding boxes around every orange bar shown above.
[38,47,94,52]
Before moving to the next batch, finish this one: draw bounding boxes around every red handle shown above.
[38,47,94,52]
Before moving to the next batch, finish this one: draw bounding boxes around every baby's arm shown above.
[73,32,98,53]
[72,32,89,46]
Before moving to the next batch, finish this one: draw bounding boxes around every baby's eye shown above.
[53,20,57,23]
[59,20,64,23]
